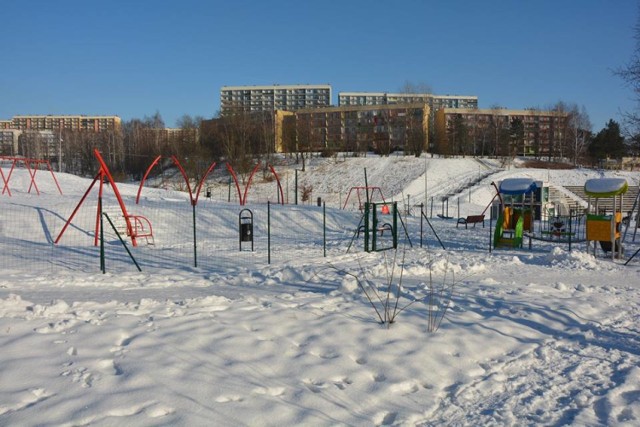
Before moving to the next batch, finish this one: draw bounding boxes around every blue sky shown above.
[1,0,638,131]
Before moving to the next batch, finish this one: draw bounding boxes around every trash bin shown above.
[239,209,254,251]
[240,221,252,241]
[317,197,322,207]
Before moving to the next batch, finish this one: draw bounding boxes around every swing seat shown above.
[127,215,155,245]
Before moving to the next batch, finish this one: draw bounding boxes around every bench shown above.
[457,214,485,229]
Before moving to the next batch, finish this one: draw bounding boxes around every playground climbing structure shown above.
[584,178,628,260]
[492,178,540,249]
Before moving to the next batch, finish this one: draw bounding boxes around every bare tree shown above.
[405,108,427,157]
[616,10,640,136]
[399,80,433,95]
[567,105,592,165]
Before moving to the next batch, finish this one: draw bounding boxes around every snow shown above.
[498,178,539,195]
[584,178,629,196]
[1,155,640,426]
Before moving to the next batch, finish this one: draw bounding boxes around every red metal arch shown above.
[193,161,218,205]
[171,155,195,205]
[136,156,217,206]
[242,163,261,205]
[136,155,162,204]
[226,162,243,204]
[226,162,262,205]
[268,164,284,205]
[225,162,284,205]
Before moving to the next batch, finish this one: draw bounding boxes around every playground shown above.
[1,153,639,275]
[1,155,640,426]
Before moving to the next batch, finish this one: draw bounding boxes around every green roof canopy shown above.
[584,178,628,197]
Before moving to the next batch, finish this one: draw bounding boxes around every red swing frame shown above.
[55,149,151,247]
[0,156,63,197]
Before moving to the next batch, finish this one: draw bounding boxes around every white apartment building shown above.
[5,115,121,133]
[220,84,332,114]
[338,92,478,110]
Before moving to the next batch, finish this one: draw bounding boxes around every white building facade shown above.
[220,84,332,114]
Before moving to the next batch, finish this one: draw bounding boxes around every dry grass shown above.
[520,160,575,169]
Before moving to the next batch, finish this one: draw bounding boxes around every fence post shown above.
[323,201,326,257]
[364,168,369,205]
[420,203,424,248]
[364,202,370,252]
[430,197,434,218]
[392,201,398,249]
[99,196,105,273]
[489,203,493,254]
[267,201,271,264]
[192,203,198,268]
[295,170,298,205]
[568,214,572,252]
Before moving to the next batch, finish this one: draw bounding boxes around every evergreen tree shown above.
[588,120,627,161]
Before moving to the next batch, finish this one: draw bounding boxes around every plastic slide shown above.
[493,213,524,249]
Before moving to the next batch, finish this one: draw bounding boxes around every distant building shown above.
[338,92,478,110]
[200,111,276,158]
[434,108,569,157]
[18,130,58,159]
[276,103,430,154]
[6,115,121,133]
[138,127,199,146]
[0,115,121,163]
[220,85,332,114]
[0,129,20,156]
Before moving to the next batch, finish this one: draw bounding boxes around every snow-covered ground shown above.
[1,155,640,426]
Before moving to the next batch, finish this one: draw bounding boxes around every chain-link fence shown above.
[0,188,368,274]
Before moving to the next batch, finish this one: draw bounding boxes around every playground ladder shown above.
[622,187,640,243]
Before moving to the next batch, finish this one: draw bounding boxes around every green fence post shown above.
[364,202,370,252]
[420,203,424,248]
[294,170,298,205]
[372,202,378,251]
[364,168,369,205]
[99,196,105,273]
[268,201,271,264]
[393,201,398,249]
[192,203,198,268]
[323,201,326,257]
[102,213,142,272]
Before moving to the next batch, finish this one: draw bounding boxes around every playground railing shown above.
[531,212,587,245]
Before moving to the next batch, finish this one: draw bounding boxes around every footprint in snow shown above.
[310,350,339,359]
[0,388,54,416]
[390,380,420,395]
[350,355,367,365]
[374,411,398,426]
[252,386,286,397]
[302,379,328,393]
[215,395,244,403]
[332,377,353,390]
[371,372,387,382]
